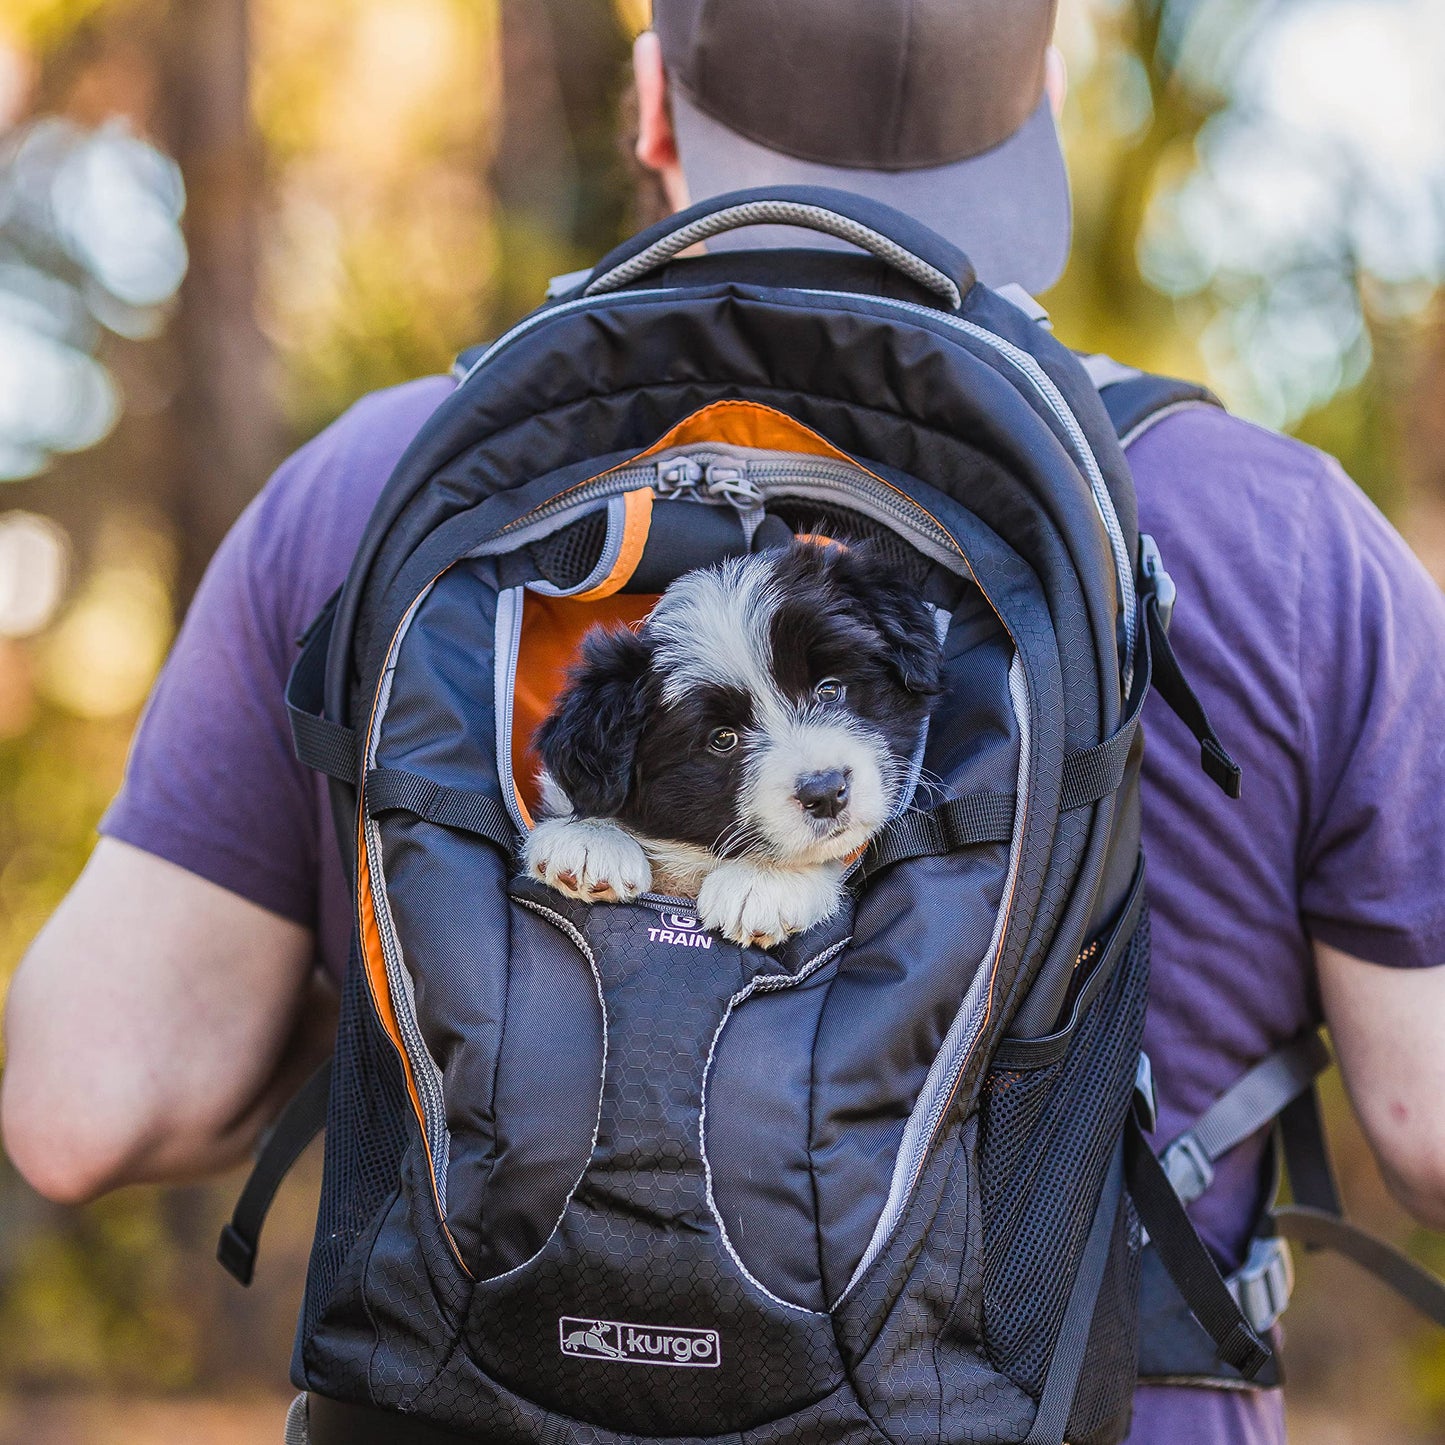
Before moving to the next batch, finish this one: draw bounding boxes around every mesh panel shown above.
[1066,1188,1142,1445]
[765,501,933,586]
[301,943,410,1341]
[977,905,1151,1400]
[529,511,608,589]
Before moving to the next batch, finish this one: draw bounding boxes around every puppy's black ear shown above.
[821,541,945,697]
[535,625,654,818]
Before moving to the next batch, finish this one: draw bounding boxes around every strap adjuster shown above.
[1139,533,1176,634]
[1133,1052,1158,1133]
[1229,1236,1294,1333]
[1161,1131,1215,1204]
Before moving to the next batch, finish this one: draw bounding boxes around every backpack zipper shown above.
[460,285,1130,678]
[488,448,961,565]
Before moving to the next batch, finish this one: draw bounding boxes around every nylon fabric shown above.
[290,225,1165,1444]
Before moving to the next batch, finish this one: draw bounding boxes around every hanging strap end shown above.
[217,1222,257,1286]
[1201,739,1243,798]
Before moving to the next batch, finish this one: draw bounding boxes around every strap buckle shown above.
[1161,1130,1215,1205]
[1139,533,1176,634]
[1133,1052,1158,1133]
[1229,1236,1294,1334]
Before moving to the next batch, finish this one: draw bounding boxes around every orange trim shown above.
[358,604,473,1278]
[572,488,654,601]
[626,398,864,464]
[510,590,659,820]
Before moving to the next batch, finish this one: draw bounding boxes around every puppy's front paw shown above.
[524,817,652,903]
[696,861,842,949]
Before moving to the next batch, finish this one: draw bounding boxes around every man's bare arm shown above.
[1,838,335,1204]
[1317,940,1445,1229]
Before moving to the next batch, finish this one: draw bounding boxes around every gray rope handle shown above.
[583,200,964,309]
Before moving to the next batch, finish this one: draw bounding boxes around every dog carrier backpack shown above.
[229,187,1293,1445]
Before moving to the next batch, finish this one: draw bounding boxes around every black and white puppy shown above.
[522,538,944,947]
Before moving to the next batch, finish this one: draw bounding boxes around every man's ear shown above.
[633,30,690,211]
[535,626,654,819]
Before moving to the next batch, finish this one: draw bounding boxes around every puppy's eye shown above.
[814,678,846,704]
[707,727,739,753]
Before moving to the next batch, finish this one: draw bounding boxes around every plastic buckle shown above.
[1139,533,1176,634]
[1133,1052,1158,1133]
[1229,1236,1294,1333]
[1160,1131,1215,1205]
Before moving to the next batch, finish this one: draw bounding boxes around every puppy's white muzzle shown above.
[742,714,895,864]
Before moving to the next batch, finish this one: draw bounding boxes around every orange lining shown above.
[510,591,660,822]
[572,488,653,601]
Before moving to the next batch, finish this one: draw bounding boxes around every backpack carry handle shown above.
[583,185,975,309]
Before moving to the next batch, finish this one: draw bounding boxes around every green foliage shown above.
[1,0,1442,1430]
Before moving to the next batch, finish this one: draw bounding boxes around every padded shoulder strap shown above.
[1076,354,1222,448]
[287,592,360,785]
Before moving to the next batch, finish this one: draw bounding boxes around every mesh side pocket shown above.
[977,905,1151,1400]
[1066,1189,1142,1445]
[301,944,410,1341]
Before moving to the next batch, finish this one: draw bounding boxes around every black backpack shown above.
[221,188,1445,1445]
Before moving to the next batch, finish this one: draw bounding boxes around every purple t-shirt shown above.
[102,376,1445,1443]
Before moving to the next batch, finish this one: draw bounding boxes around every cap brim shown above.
[670,89,1071,296]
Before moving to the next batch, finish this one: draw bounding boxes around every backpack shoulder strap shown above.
[1076,353,1223,449]
[1140,1032,1445,1384]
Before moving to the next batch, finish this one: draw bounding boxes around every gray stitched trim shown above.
[481,897,609,1286]
[494,587,530,835]
[1120,399,1215,450]
[700,936,852,1316]
[584,202,963,310]
[838,651,1030,1300]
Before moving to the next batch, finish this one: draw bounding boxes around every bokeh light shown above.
[0,510,68,636]
[0,115,186,479]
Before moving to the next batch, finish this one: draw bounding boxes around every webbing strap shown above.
[1278,1084,1344,1217]
[366,768,517,852]
[1272,1207,1445,1328]
[1024,1141,1125,1445]
[1057,726,1136,813]
[286,595,359,786]
[858,791,1015,879]
[218,1058,332,1286]
[1144,592,1242,797]
[1125,1113,1273,1380]
[1160,1033,1331,1204]
[860,727,1142,880]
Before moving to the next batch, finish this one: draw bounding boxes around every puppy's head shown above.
[536,538,944,865]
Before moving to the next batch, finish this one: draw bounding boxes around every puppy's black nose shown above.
[796,769,850,820]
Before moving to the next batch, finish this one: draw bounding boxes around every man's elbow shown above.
[0,1069,143,1205]
[1378,1139,1445,1232]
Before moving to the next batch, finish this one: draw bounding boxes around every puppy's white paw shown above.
[696,860,843,949]
[524,817,652,903]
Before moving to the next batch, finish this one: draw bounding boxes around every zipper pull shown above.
[656,457,704,497]
[703,461,764,511]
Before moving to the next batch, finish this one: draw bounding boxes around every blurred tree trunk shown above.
[1402,295,1445,583]
[488,0,629,326]
[155,0,283,608]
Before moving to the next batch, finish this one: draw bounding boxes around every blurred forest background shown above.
[0,0,1443,1439]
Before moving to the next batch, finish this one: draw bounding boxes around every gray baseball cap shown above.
[653,0,1069,294]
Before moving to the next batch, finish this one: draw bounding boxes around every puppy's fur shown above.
[523,538,944,946]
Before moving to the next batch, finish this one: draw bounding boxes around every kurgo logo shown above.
[559,1317,721,1368]
[646,912,713,949]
